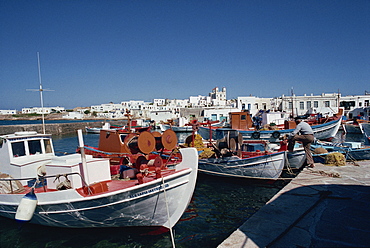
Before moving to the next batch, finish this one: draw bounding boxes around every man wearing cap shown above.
[288,118,315,168]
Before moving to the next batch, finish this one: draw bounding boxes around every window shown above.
[325,101,330,107]
[12,141,26,157]
[44,139,53,153]
[28,140,42,155]
[314,101,318,108]
[299,102,304,110]
[307,101,311,109]
[340,101,356,110]
[288,102,293,109]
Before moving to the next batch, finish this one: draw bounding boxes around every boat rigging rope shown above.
[162,176,176,248]
[283,152,295,175]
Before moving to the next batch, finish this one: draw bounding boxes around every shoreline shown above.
[0,120,126,135]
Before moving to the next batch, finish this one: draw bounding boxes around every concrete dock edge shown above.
[218,161,370,247]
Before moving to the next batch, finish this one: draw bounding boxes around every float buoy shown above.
[272,131,280,139]
[15,188,38,222]
[252,131,260,139]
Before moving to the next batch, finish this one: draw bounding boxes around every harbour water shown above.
[0,131,286,248]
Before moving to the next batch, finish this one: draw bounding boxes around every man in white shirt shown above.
[288,118,315,168]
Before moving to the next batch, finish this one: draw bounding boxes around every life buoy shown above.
[252,131,260,139]
[272,131,280,139]
[15,189,38,222]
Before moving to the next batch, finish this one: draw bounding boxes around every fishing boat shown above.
[0,130,198,230]
[159,124,193,132]
[311,140,370,162]
[199,111,343,142]
[198,152,286,180]
[159,119,225,133]
[187,129,287,180]
[360,123,370,145]
[342,121,363,135]
[85,122,151,134]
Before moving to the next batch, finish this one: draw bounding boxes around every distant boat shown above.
[85,122,151,134]
[0,130,198,230]
[159,120,225,132]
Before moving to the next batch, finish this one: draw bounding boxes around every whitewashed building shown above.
[202,107,239,122]
[236,96,273,116]
[149,110,176,124]
[209,87,227,106]
[0,110,17,115]
[21,106,65,114]
[62,112,84,119]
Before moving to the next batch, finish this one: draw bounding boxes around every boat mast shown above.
[337,88,340,114]
[291,87,294,119]
[27,52,53,134]
[37,52,46,134]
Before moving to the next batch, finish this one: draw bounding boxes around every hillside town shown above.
[1,87,370,124]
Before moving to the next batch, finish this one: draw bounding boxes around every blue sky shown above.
[1,0,369,110]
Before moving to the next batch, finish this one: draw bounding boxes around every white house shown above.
[22,106,65,114]
[0,110,17,115]
[202,107,239,122]
[149,110,176,123]
[62,112,84,119]
[236,96,273,116]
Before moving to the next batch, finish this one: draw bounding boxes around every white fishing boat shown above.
[198,151,286,180]
[0,130,198,230]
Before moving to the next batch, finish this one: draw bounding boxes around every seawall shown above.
[0,121,125,135]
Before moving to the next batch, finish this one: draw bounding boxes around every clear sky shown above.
[1,0,369,110]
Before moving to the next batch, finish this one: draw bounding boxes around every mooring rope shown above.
[162,177,176,248]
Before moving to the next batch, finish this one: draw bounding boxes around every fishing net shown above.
[199,148,215,159]
[184,134,204,148]
[325,152,346,166]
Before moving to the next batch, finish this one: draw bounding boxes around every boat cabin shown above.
[0,131,111,189]
[229,111,253,130]
[0,132,55,180]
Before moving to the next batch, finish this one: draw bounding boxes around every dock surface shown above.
[219,160,370,247]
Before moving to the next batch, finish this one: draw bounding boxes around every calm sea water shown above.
[0,132,286,248]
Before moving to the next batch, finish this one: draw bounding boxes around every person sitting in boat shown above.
[288,117,315,168]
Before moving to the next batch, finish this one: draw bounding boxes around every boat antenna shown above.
[291,87,294,119]
[27,52,54,134]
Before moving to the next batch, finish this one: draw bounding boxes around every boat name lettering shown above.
[129,183,169,198]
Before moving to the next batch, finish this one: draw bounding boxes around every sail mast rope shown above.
[162,176,176,248]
